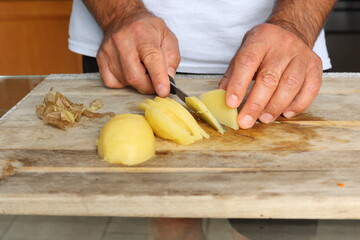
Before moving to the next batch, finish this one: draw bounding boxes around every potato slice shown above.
[185,96,226,134]
[97,114,155,165]
[144,99,189,134]
[142,102,196,145]
[153,97,209,139]
[199,89,239,130]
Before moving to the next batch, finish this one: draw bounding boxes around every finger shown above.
[139,43,169,97]
[119,49,155,94]
[219,62,259,90]
[237,55,288,129]
[259,57,306,123]
[97,50,126,89]
[283,60,322,118]
[162,30,181,78]
[225,40,268,109]
[219,31,252,90]
[218,58,234,90]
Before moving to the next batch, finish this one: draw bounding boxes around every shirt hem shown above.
[68,39,98,58]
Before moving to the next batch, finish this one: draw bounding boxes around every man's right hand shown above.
[93,9,180,97]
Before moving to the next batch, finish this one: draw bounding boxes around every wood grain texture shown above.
[0,74,359,219]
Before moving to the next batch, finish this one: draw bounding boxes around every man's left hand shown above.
[219,23,323,129]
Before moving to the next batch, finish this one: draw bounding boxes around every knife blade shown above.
[169,75,188,103]
[168,75,226,134]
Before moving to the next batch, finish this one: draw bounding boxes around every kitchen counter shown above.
[0,73,360,219]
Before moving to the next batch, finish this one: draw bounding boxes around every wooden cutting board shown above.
[0,73,360,219]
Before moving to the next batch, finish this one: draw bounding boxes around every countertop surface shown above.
[0,73,359,219]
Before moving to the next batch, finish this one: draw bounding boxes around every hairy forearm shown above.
[82,0,149,30]
[267,0,336,47]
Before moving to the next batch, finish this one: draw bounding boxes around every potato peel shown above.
[36,88,115,129]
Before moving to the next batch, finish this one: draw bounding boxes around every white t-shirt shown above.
[69,0,332,73]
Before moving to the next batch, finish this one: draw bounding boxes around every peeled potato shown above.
[142,103,195,145]
[153,97,209,140]
[139,97,208,145]
[97,114,155,165]
[185,96,226,134]
[199,89,239,130]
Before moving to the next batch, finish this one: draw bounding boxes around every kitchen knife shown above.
[168,75,226,134]
[169,75,188,103]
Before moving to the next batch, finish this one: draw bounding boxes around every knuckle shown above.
[172,32,179,43]
[292,100,308,112]
[104,82,116,88]
[314,54,322,66]
[248,100,264,113]
[282,33,296,46]
[137,87,155,95]
[140,44,161,61]
[126,74,143,87]
[229,79,246,92]
[153,17,166,27]
[130,20,146,34]
[150,71,164,83]
[235,53,258,68]
[259,71,279,89]
[130,20,155,41]
[167,52,181,65]
[100,41,114,55]
[283,75,302,90]
[110,32,125,46]
[95,54,105,67]
[308,54,323,70]
[254,23,272,34]
[305,83,321,96]
[141,43,158,53]
[103,80,121,89]
[267,101,283,113]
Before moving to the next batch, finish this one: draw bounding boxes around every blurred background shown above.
[0,0,82,76]
[325,0,360,72]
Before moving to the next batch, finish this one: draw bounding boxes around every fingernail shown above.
[156,83,167,97]
[239,115,254,129]
[283,111,296,118]
[227,94,238,108]
[167,67,176,77]
[259,113,274,123]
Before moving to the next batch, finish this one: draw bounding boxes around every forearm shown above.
[267,0,336,47]
[82,0,149,31]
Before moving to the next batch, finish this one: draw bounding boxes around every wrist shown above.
[83,0,151,32]
[104,10,152,32]
[266,19,312,47]
[266,0,336,48]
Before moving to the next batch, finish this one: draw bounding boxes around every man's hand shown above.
[219,0,336,129]
[83,1,180,97]
[219,23,322,129]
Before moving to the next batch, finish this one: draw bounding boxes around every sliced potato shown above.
[139,97,209,145]
[199,89,239,130]
[144,104,196,145]
[185,96,226,134]
[153,97,209,139]
[97,114,155,165]
[144,99,189,135]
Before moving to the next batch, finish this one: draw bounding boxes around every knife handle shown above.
[169,75,176,94]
